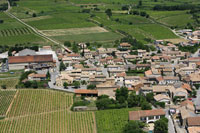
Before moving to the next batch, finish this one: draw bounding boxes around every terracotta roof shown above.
[145,70,152,76]
[187,127,200,133]
[28,73,46,78]
[129,109,165,121]
[8,55,53,64]
[66,54,80,57]
[152,56,160,60]
[182,83,192,92]
[156,76,163,81]
[180,100,194,107]
[120,43,131,47]
[116,72,126,77]
[75,89,98,94]
[187,117,200,127]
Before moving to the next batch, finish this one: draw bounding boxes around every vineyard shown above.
[7,89,73,117]
[95,108,140,133]
[0,27,33,37]
[0,89,96,133]
[0,110,96,133]
[0,79,19,89]
[0,90,16,116]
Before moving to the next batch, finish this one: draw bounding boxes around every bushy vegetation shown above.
[96,87,152,110]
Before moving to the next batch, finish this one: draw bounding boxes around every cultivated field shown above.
[95,108,140,133]
[0,89,96,133]
[7,89,73,117]
[0,90,16,116]
[0,12,46,46]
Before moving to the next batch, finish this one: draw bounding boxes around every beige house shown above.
[56,73,74,87]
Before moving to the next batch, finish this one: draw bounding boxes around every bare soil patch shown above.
[40,26,108,36]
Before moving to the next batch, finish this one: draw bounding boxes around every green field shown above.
[1,0,200,45]
[0,90,16,116]
[0,89,96,133]
[95,108,140,133]
[0,12,47,46]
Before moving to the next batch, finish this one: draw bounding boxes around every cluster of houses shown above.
[1,38,200,132]
[177,29,200,42]
[55,41,200,132]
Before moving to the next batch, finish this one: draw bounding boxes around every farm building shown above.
[8,55,54,70]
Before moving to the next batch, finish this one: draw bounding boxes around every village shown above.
[0,30,200,133]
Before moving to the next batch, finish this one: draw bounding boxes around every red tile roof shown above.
[75,89,98,94]
[129,109,165,120]
[187,117,200,126]
[8,55,53,64]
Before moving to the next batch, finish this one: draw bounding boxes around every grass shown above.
[53,32,122,43]
[0,70,23,78]
[95,107,140,133]
[0,89,96,132]
[0,79,19,89]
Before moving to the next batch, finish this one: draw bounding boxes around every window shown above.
[156,116,159,119]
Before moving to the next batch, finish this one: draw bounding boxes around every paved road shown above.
[194,89,200,106]
[48,71,74,93]
[192,49,200,57]
[165,110,175,133]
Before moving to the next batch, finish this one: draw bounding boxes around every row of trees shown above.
[153,4,197,11]
[96,87,152,110]
[130,10,149,18]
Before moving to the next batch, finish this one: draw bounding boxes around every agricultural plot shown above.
[0,90,16,116]
[0,110,96,133]
[0,89,96,133]
[0,12,46,46]
[0,79,19,89]
[95,108,140,133]
[40,26,108,36]
[0,27,33,37]
[7,89,73,117]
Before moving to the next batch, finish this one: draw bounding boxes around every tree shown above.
[138,0,142,6]
[81,80,87,85]
[87,84,96,90]
[154,117,168,133]
[32,13,37,17]
[73,81,80,88]
[123,120,146,133]
[96,96,113,110]
[146,92,154,102]
[32,81,38,89]
[72,42,78,53]
[63,82,68,89]
[59,61,66,71]
[1,85,6,89]
[64,41,71,47]
[116,87,128,104]
[105,9,112,18]
[0,20,4,24]
[141,101,152,110]
[46,70,50,80]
